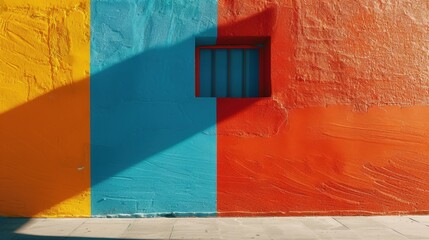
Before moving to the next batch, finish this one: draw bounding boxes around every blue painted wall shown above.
[90,0,217,216]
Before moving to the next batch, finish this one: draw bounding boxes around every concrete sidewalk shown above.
[1,216,429,240]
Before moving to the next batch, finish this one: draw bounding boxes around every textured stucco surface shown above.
[289,0,429,110]
[0,1,90,216]
[90,0,218,216]
[217,0,429,215]
[0,0,428,217]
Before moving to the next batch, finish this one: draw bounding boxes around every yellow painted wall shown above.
[0,0,90,217]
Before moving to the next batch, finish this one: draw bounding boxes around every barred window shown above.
[196,45,268,98]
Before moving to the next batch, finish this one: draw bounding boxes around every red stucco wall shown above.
[217,0,429,216]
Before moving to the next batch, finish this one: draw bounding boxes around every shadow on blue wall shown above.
[0,36,258,236]
[89,0,220,215]
[0,5,275,239]
[91,37,220,215]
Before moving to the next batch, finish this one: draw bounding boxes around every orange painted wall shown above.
[217,0,429,215]
[0,1,90,217]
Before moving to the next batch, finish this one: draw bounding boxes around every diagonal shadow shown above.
[0,217,186,240]
[0,8,279,239]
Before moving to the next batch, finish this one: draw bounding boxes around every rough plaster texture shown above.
[0,0,428,218]
[290,0,429,110]
[0,1,90,216]
[90,0,218,216]
[217,0,429,216]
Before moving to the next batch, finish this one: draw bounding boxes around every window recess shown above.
[196,44,269,98]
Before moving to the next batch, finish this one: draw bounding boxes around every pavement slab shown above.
[0,216,429,240]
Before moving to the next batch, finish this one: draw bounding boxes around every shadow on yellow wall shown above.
[1,0,429,226]
[0,0,91,217]
[0,1,259,219]
[0,79,90,217]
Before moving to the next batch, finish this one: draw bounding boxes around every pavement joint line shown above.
[409,217,422,224]
[67,218,87,237]
[169,222,175,240]
[332,217,351,230]
[390,228,410,239]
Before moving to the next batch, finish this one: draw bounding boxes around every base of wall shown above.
[92,212,217,218]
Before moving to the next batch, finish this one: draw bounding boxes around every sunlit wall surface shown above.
[0,0,428,217]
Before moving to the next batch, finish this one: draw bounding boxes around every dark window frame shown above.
[195,45,266,98]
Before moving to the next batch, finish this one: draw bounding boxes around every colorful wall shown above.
[0,0,428,217]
